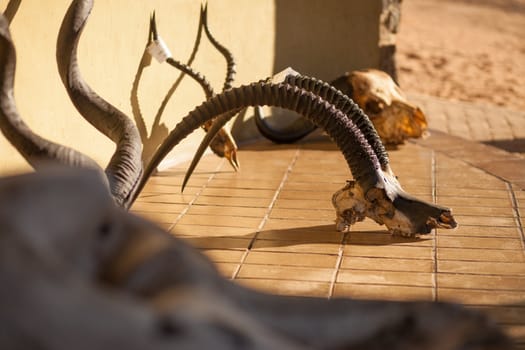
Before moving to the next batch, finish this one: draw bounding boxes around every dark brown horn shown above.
[0,14,102,173]
[57,0,143,208]
[201,2,236,91]
[132,81,382,204]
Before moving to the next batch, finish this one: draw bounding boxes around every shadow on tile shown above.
[483,138,525,154]
[181,224,425,250]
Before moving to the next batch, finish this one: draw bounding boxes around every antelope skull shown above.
[341,68,428,145]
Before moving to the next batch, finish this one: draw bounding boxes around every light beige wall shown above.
[0,0,381,175]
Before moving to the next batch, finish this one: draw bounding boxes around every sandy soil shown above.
[397,0,525,111]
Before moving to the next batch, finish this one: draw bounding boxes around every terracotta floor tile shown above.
[263,219,336,231]
[438,260,525,276]
[438,196,513,208]
[452,215,517,227]
[243,251,338,268]
[437,236,523,250]
[286,173,349,184]
[337,269,433,287]
[344,244,433,260]
[333,283,433,301]
[199,187,276,199]
[277,190,335,201]
[186,204,267,218]
[438,247,525,262]
[340,256,433,272]
[194,195,271,208]
[133,211,178,225]
[202,249,245,263]
[256,228,342,243]
[273,198,334,210]
[237,265,334,282]
[441,225,520,238]
[236,278,330,297]
[345,231,433,247]
[450,206,515,217]
[269,207,336,221]
[131,202,188,214]
[134,193,199,205]
[181,236,251,250]
[437,187,511,199]
[251,239,341,255]
[207,178,283,190]
[438,288,524,305]
[136,134,525,346]
[176,213,262,228]
[438,273,525,291]
[282,182,342,192]
[172,224,255,237]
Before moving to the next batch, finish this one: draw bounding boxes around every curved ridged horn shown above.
[201,2,236,91]
[181,108,242,191]
[283,74,390,171]
[57,0,142,209]
[186,70,390,189]
[149,11,239,172]
[0,15,102,172]
[254,73,390,171]
[133,82,456,236]
[253,105,317,144]
[133,82,382,201]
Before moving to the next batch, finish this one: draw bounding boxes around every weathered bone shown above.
[152,73,455,236]
[56,0,143,208]
[0,168,510,349]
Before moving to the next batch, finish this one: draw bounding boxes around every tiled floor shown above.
[133,133,525,347]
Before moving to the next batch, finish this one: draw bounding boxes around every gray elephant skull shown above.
[348,69,428,145]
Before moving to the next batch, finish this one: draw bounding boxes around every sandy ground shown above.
[397,0,525,111]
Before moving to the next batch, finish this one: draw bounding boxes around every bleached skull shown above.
[348,69,428,145]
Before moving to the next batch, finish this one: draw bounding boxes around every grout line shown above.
[327,231,347,299]
[431,150,438,302]
[166,159,226,232]
[505,182,525,251]
[231,148,301,280]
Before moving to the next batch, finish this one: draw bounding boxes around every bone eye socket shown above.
[97,221,113,239]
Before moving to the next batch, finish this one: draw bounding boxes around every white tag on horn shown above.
[147,37,172,63]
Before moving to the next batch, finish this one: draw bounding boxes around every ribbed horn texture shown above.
[165,58,214,100]
[284,74,390,170]
[201,3,236,91]
[132,82,382,204]
[253,105,318,144]
[57,0,143,208]
[0,14,101,171]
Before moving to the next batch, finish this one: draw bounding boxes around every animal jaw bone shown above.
[332,176,456,237]
[0,168,510,349]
